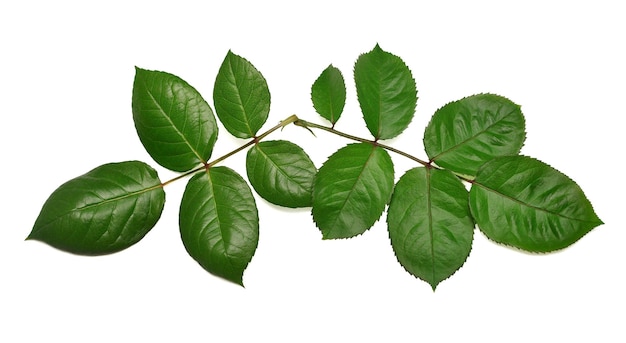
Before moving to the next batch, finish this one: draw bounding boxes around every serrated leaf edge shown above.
[214,50,271,139]
[387,167,475,290]
[311,64,346,125]
[353,44,418,140]
[133,67,213,167]
[470,155,603,253]
[248,140,315,208]
[425,93,527,164]
[312,142,393,240]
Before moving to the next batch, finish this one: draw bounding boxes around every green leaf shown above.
[469,155,603,252]
[424,94,526,177]
[132,67,218,172]
[354,44,417,140]
[213,51,271,138]
[387,167,474,290]
[311,64,346,125]
[246,140,316,208]
[28,161,165,255]
[179,166,259,286]
[312,142,394,239]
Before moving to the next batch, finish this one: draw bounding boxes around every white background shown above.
[2,1,624,341]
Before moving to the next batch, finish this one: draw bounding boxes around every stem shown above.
[295,119,430,167]
[296,119,372,144]
[161,114,300,187]
[378,143,430,167]
[205,140,255,168]
[295,119,477,184]
[161,166,205,187]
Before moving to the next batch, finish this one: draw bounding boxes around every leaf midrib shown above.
[426,168,436,286]
[34,184,162,234]
[474,181,599,224]
[204,170,237,266]
[226,57,253,137]
[430,105,519,162]
[76,184,162,211]
[256,145,310,194]
[327,144,377,236]
[143,81,205,163]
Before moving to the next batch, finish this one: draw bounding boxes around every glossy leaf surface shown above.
[469,155,603,252]
[214,51,270,138]
[354,44,417,140]
[28,161,165,255]
[424,94,525,177]
[387,167,474,290]
[179,166,259,285]
[312,143,394,239]
[132,68,218,172]
[246,140,316,208]
[311,64,346,125]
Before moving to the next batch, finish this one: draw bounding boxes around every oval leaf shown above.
[469,155,603,252]
[132,68,218,172]
[354,44,417,140]
[28,161,165,255]
[424,93,526,177]
[213,51,270,138]
[311,64,346,125]
[246,140,316,208]
[312,142,394,239]
[387,167,474,290]
[179,166,259,286]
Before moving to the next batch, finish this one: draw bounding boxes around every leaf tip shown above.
[236,279,245,288]
[133,66,147,75]
[26,224,42,241]
[220,272,246,287]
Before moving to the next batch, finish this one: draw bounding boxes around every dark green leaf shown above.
[387,167,474,290]
[179,166,259,286]
[213,51,270,138]
[424,94,526,177]
[246,140,316,208]
[354,44,417,140]
[311,64,346,125]
[132,68,218,172]
[312,142,394,239]
[469,155,603,252]
[28,161,165,255]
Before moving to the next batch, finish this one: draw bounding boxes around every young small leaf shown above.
[311,64,346,125]
[424,94,526,177]
[387,167,474,290]
[132,68,218,172]
[312,142,394,239]
[179,166,259,286]
[354,44,417,140]
[469,155,603,252]
[214,51,271,138]
[28,161,165,255]
[246,140,316,208]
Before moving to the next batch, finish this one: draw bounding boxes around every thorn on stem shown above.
[294,120,316,137]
